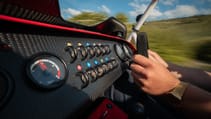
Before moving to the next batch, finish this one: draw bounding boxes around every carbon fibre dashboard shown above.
[0,0,135,118]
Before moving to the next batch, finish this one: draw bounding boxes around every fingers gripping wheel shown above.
[136,32,149,57]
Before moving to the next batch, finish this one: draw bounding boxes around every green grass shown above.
[128,15,211,70]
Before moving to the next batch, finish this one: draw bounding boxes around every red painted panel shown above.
[1,0,60,16]
[0,15,136,52]
[87,99,128,119]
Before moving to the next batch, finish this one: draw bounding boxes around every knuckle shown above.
[145,70,152,78]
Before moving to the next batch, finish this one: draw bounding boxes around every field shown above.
[129,15,211,70]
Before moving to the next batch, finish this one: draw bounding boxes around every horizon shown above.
[146,14,211,22]
[59,0,211,22]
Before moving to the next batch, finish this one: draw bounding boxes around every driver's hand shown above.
[130,54,180,95]
[148,50,182,79]
[148,50,168,68]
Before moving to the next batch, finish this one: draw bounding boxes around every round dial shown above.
[114,44,126,61]
[123,44,133,59]
[27,55,67,89]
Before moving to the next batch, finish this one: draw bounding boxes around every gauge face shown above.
[123,44,133,59]
[114,44,126,61]
[28,55,67,89]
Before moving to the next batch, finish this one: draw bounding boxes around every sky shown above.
[59,0,211,22]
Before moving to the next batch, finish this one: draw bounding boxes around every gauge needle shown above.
[38,61,47,71]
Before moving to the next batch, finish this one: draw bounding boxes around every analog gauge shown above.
[27,55,67,89]
[123,44,133,59]
[114,44,126,61]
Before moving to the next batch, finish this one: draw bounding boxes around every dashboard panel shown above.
[0,0,135,118]
[0,18,134,118]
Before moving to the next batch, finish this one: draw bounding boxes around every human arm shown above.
[168,63,211,92]
[130,53,211,118]
[148,49,211,92]
[130,54,180,95]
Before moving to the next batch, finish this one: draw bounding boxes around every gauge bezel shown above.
[122,44,133,59]
[26,53,68,90]
[114,44,127,61]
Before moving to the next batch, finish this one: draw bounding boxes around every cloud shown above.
[130,0,151,3]
[129,3,147,16]
[163,5,211,19]
[129,0,177,6]
[129,0,162,20]
[129,0,211,21]
[164,5,199,18]
[160,0,177,6]
[62,8,95,18]
[62,1,211,21]
[150,8,163,19]
[98,5,111,14]
[200,8,211,15]
[63,8,81,16]
[81,9,94,13]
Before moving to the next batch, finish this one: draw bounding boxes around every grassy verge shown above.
[127,15,211,70]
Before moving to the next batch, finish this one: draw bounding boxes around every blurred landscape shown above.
[138,15,211,70]
[68,14,211,71]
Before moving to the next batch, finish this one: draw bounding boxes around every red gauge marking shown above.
[38,61,47,71]
[57,70,61,79]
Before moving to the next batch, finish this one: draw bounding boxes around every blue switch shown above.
[94,60,99,65]
[86,62,91,68]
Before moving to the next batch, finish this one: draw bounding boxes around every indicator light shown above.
[77,64,82,71]
[86,62,91,68]
[66,42,72,46]
[94,60,99,65]
[105,57,109,62]
[86,42,90,46]
[77,43,82,46]
[100,59,104,63]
